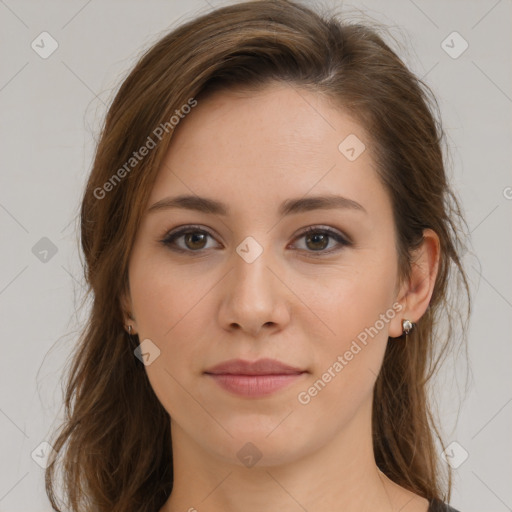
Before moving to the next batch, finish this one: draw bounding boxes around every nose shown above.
[217,244,291,337]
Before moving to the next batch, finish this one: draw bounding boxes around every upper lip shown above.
[204,358,306,376]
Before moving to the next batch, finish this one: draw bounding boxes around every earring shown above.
[402,319,414,335]
[126,324,133,335]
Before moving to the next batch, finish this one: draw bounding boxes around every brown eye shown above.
[161,225,350,256]
[293,226,350,255]
[305,231,329,251]
[182,231,208,250]
[161,226,218,253]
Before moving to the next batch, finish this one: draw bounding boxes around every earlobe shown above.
[389,229,440,339]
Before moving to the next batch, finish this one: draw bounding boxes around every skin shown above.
[122,82,440,512]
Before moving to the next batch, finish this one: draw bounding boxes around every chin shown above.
[201,421,318,469]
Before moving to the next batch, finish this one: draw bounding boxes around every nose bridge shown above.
[219,233,287,334]
[232,234,274,300]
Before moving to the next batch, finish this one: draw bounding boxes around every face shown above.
[124,82,404,467]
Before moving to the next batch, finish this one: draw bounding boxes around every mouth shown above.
[204,358,307,398]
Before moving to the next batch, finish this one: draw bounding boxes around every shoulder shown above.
[429,499,461,512]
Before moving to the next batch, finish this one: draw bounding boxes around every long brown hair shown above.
[45,1,471,510]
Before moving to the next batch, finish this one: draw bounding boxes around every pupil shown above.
[307,233,327,251]
[186,232,206,249]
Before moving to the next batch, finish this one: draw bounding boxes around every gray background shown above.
[1,0,511,510]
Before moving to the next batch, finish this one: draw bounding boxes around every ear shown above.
[120,284,137,333]
[389,228,440,338]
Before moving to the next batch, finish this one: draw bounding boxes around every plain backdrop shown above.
[0,1,511,511]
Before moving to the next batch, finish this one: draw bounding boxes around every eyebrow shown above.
[147,193,367,216]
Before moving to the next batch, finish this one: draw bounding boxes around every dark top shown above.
[429,499,461,512]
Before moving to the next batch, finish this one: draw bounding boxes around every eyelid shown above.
[294,225,352,245]
[160,224,220,252]
[289,225,351,255]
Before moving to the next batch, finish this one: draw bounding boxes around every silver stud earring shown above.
[402,319,414,335]
[127,325,133,335]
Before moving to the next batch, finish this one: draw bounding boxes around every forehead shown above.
[167,83,367,162]
[148,82,389,221]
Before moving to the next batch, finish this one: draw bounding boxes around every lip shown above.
[205,358,305,376]
[204,358,307,398]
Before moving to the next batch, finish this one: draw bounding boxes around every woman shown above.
[45,1,471,511]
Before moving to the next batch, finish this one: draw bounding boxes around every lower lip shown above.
[206,373,304,397]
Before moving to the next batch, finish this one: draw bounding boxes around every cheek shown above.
[294,290,394,429]
[309,255,398,349]
[128,252,201,364]
[129,250,199,340]
[128,256,212,420]
[299,249,398,400]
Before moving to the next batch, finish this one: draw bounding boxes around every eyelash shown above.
[159,224,352,257]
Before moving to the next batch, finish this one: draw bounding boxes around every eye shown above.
[160,225,219,253]
[160,225,351,255]
[291,226,351,255]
